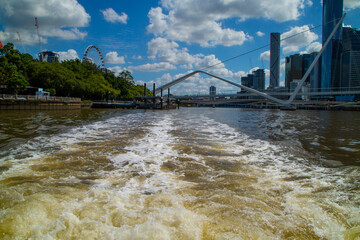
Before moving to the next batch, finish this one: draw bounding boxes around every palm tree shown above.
[119,70,134,85]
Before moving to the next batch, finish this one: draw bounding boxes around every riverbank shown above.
[0,99,81,110]
[0,94,82,110]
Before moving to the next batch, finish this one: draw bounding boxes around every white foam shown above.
[1,109,359,239]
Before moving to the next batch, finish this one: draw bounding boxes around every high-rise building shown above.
[341,27,360,90]
[209,86,216,100]
[309,52,322,92]
[321,0,343,91]
[39,51,60,63]
[270,33,280,89]
[241,74,254,89]
[285,54,315,91]
[285,54,303,89]
[253,69,265,90]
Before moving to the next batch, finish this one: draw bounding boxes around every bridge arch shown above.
[155,70,287,105]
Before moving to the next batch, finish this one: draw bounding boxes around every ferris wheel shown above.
[83,45,105,69]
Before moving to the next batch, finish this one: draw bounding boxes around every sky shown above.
[1,0,360,95]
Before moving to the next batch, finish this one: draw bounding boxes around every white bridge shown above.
[154,14,346,106]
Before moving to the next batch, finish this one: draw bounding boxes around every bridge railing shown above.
[172,86,360,98]
[0,94,81,102]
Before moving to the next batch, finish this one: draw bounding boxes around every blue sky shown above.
[1,0,359,95]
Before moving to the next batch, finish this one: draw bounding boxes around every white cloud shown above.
[155,73,174,86]
[146,37,245,75]
[248,67,260,75]
[0,0,90,45]
[143,37,252,83]
[154,70,248,95]
[105,51,126,64]
[108,66,132,76]
[130,62,176,72]
[300,41,322,54]
[281,25,318,54]
[264,69,270,80]
[132,55,142,60]
[147,37,197,65]
[256,31,265,37]
[147,7,168,36]
[260,50,270,61]
[147,0,307,47]
[57,49,79,61]
[147,7,249,47]
[345,0,360,9]
[145,54,254,95]
[280,59,286,77]
[100,8,128,24]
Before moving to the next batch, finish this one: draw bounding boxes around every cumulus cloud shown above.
[154,69,247,96]
[306,0,313,7]
[144,54,250,94]
[300,41,322,54]
[105,51,126,64]
[101,8,128,24]
[256,31,265,37]
[147,7,249,47]
[147,37,197,65]
[345,0,360,9]
[146,37,243,75]
[260,50,270,61]
[281,25,318,54]
[146,0,308,47]
[57,49,79,61]
[108,66,131,76]
[132,55,142,60]
[0,0,90,45]
[130,62,176,72]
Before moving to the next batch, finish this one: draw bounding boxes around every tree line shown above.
[0,43,151,100]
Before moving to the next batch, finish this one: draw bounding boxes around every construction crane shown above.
[16,32,26,53]
[35,17,43,61]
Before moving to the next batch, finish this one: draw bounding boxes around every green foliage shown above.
[0,42,148,100]
[6,74,29,94]
[0,43,29,94]
[45,88,56,96]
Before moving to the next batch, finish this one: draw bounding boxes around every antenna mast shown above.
[35,17,44,61]
[16,32,26,53]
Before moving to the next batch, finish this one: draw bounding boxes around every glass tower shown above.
[321,0,343,91]
[253,69,265,90]
[270,33,280,89]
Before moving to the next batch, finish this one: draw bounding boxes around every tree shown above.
[119,70,134,85]
[6,74,28,94]
[0,43,29,94]
[0,42,144,100]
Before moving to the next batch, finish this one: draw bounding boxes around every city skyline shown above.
[1,0,360,95]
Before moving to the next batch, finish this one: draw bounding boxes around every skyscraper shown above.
[270,33,280,89]
[285,54,303,90]
[209,86,216,100]
[321,0,343,91]
[341,27,360,89]
[309,52,322,92]
[253,69,265,90]
[241,74,254,89]
[285,54,315,91]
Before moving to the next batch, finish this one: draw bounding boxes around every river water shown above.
[0,108,359,239]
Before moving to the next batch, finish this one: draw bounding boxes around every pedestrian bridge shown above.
[154,13,346,106]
